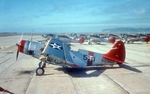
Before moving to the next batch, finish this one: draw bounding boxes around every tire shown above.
[88,42,92,45]
[36,67,45,76]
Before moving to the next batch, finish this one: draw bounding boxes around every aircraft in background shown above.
[77,36,85,44]
[121,33,150,44]
[42,34,55,39]
[56,35,71,44]
[88,35,101,44]
[70,35,86,44]
[87,35,116,45]
[16,36,126,76]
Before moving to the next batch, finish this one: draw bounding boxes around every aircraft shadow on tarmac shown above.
[54,64,142,78]
[18,70,34,75]
[82,43,107,45]
[55,67,105,77]
[119,64,142,73]
[70,43,107,46]
[16,64,142,77]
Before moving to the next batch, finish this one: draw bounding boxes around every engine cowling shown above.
[16,40,44,60]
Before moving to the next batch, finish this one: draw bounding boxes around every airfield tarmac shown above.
[0,35,150,94]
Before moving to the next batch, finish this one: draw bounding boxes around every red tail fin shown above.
[102,40,125,64]
[108,36,116,43]
[78,36,85,44]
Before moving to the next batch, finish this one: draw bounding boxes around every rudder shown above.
[102,40,125,64]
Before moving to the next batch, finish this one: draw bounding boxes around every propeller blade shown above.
[16,50,19,60]
[16,49,19,60]
[16,33,23,60]
[19,33,24,43]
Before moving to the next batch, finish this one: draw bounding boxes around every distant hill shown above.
[102,28,150,33]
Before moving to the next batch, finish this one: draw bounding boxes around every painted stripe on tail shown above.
[87,51,94,66]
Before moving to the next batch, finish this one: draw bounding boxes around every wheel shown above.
[97,42,101,45]
[36,67,45,76]
[126,41,129,44]
[118,63,122,67]
[111,65,113,67]
[88,42,92,45]
[130,41,134,44]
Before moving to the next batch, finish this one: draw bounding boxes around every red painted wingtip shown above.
[102,40,125,64]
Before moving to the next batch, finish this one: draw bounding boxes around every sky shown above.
[0,0,150,33]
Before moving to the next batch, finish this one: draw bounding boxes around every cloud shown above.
[133,9,146,15]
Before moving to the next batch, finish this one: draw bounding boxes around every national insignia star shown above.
[49,43,62,50]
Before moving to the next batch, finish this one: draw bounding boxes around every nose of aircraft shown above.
[16,40,26,60]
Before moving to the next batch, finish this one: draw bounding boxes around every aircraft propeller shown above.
[16,45,19,60]
[16,33,23,60]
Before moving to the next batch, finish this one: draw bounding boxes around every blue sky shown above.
[0,0,150,33]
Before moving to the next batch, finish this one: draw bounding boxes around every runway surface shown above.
[0,35,150,94]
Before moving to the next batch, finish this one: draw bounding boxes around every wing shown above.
[42,38,65,60]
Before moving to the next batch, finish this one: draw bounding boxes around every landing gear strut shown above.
[39,61,46,68]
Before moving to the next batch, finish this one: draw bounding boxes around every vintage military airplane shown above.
[77,36,85,44]
[70,36,85,44]
[88,35,116,45]
[55,35,72,44]
[16,37,125,76]
[42,33,55,39]
[121,33,150,44]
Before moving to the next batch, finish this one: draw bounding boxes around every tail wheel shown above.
[126,41,129,44]
[36,67,45,76]
[88,42,92,45]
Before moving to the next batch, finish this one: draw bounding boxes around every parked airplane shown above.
[88,35,116,45]
[16,37,125,76]
[77,36,85,44]
[56,35,71,44]
[42,33,55,39]
[121,33,150,44]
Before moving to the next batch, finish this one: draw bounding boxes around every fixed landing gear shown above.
[39,62,46,68]
[36,67,45,76]
[36,61,46,76]
[88,42,92,45]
